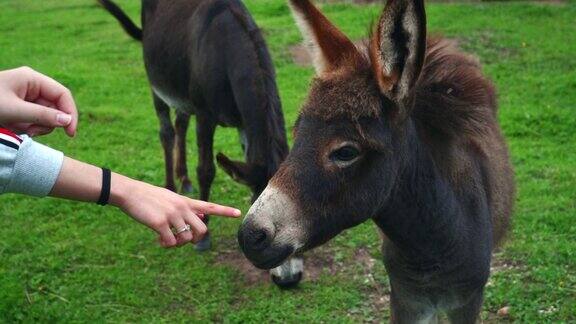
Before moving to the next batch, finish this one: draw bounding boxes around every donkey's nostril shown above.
[253,231,267,245]
[244,227,273,252]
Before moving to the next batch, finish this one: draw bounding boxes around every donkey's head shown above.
[238,0,426,269]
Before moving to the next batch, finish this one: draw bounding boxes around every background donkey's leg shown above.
[194,114,216,251]
[269,256,304,289]
[175,111,193,194]
[153,93,176,192]
[447,290,483,324]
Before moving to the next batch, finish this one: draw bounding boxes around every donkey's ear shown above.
[216,153,254,186]
[370,0,426,106]
[289,0,362,74]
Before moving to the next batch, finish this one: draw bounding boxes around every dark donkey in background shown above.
[239,0,515,321]
[98,0,303,287]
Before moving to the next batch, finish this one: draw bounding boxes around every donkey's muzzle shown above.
[238,220,293,270]
[237,185,303,269]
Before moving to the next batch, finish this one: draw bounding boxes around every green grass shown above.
[0,0,574,322]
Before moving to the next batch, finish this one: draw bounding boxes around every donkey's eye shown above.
[330,146,361,163]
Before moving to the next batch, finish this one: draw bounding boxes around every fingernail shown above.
[57,114,72,125]
[234,209,242,216]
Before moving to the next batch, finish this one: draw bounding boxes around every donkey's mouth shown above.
[247,245,294,270]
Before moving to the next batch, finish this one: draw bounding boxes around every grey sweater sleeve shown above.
[0,134,64,197]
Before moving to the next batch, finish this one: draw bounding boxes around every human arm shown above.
[0,130,240,248]
[51,157,241,247]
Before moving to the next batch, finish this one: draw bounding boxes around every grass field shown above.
[0,0,575,322]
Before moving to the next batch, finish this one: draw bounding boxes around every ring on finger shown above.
[173,224,191,235]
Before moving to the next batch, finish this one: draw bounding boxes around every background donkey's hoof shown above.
[194,232,211,251]
[270,257,304,289]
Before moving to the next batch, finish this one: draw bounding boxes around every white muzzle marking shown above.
[245,185,306,253]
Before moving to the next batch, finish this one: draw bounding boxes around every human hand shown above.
[111,175,241,248]
[0,66,78,137]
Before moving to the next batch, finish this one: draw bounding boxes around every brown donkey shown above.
[238,0,515,321]
[99,0,304,286]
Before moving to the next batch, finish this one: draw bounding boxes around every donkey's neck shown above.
[240,64,288,177]
[242,96,288,177]
[227,0,289,176]
[373,125,492,272]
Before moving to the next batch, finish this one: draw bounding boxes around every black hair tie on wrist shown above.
[97,168,111,206]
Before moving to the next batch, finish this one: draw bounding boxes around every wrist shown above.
[109,173,135,209]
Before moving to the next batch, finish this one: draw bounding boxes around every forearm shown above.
[0,131,131,207]
[0,132,133,209]
[49,156,133,208]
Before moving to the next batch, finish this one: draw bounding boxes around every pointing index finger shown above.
[188,199,241,218]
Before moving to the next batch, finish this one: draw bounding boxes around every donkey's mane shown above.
[413,37,497,141]
[227,1,288,166]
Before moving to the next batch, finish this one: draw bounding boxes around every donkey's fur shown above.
[238,0,515,322]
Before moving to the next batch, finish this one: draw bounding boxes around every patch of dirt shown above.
[289,44,311,67]
[213,241,383,287]
[214,244,341,286]
[214,248,271,286]
[215,243,393,322]
[300,247,339,280]
[482,307,515,323]
[456,30,521,64]
[490,255,525,274]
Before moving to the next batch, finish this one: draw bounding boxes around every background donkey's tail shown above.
[97,0,142,41]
